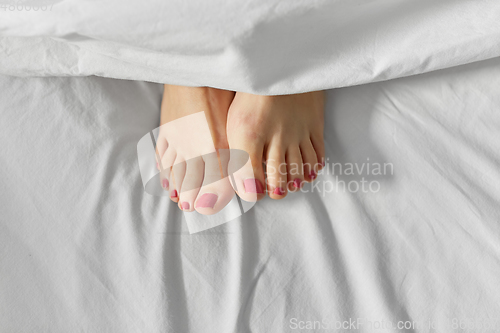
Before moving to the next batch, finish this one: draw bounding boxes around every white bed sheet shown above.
[1,57,500,332]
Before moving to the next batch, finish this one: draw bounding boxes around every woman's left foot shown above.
[226,91,325,201]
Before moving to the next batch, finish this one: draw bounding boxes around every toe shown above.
[159,147,176,172]
[160,168,171,192]
[159,148,175,193]
[178,156,204,212]
[227,137,266,202]
[155,136,168,171]
[311,134,326,171]
[169,172,179,202]
[286,146,304,192]
[300,139,319,182]
[169,158,186,203]
[194,152,234,215]
[266,144,287,199]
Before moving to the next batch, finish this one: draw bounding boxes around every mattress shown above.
[1,56,500,332]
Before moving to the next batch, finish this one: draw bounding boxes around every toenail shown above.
[293,178,302,188]
[273,187,285,195]
[322,160,326,167]
[170,190,178,198]
[244,179,265,194]
[162,179,169,189]
[196,193,218,209]
[310,171,317,180]
[181,202,190,210]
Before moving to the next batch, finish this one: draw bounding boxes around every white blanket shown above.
[1,56,500,331]
[1,0,500,94]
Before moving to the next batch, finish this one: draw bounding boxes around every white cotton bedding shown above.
[1,0,500,95]
[1,56,500,332]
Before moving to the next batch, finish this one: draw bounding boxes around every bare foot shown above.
[156,84,235,214]
[227,91,325,200]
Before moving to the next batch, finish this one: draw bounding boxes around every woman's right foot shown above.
[156,84,235,215]
[226,91,325,201]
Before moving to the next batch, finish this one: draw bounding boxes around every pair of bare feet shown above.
[156,85,325,215]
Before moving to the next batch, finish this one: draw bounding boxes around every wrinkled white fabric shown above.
[1,56,500,331]
[1,0,500,94]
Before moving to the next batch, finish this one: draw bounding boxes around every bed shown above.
[1,0,500,332]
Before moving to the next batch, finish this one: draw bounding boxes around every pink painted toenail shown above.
[244,179,265,194]
[181,202,190,210]
[310,171,317,180]
[293,178,302,188]
[322,160,326,167]
[162,179,169,189]
[273,187,285,195]
[196,193,218,209]
[170,190,178,198]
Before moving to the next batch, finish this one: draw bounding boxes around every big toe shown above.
[227,137,266,202]
[194,151,234,215]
